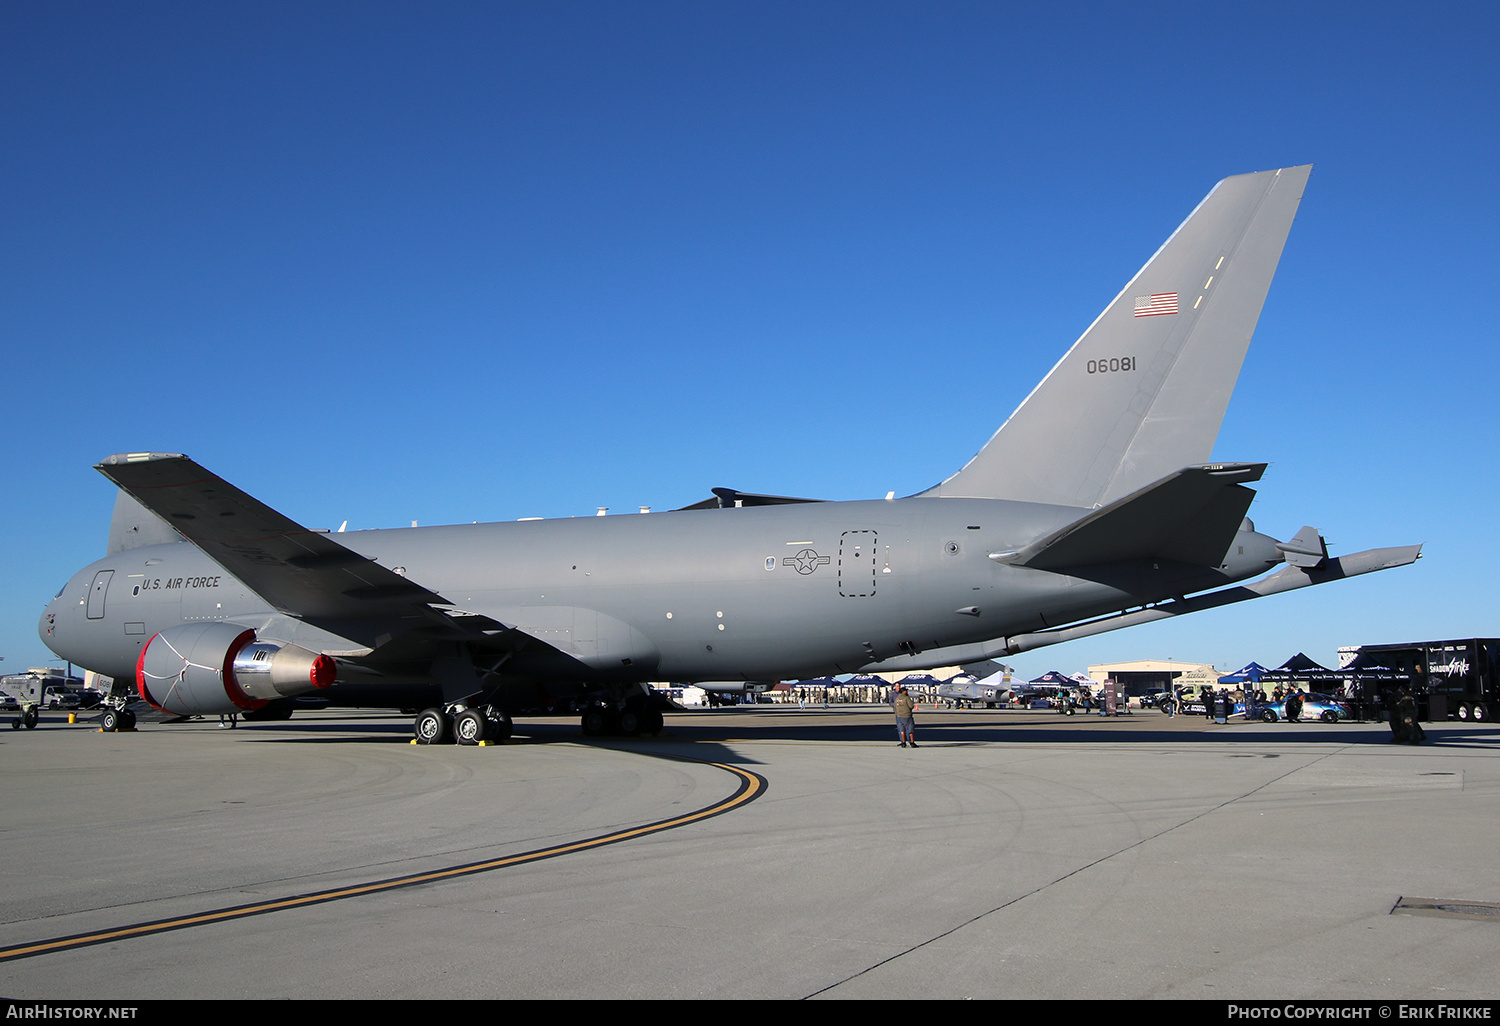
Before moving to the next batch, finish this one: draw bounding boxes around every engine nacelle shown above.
[135,622,336,716]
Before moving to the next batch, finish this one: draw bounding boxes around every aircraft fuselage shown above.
[41,496,1281,691]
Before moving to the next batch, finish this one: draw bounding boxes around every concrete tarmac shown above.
[1,705,1498,1000]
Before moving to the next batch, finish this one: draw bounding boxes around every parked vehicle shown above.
[44,686,81,710]
[1,669,85,716]
[1345,639,1499,723]
[1255,692,1352,723]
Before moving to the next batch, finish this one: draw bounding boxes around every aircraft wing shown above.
[95,453,454,627]
[1011,463,1265,570]
[96,454,632,671]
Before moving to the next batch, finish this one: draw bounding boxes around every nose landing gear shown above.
[98,704,136,732]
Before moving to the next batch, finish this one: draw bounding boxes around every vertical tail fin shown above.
[107,488,184,555]
[921,165,1310,508]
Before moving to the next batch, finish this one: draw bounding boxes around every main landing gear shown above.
[411,691,668,745]
[412,704,514,746]
[579,702,664,738]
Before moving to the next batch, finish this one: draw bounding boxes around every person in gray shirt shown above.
[892,685,917,748]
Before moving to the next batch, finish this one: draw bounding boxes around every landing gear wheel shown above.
[454,708,489,745]
[581,708,608,736]
[618,710,641,735]
[121,708,136,729]
[414,707,450,745]
[641,709,664,735]
[490,712,513,741]
[101,708,123,732]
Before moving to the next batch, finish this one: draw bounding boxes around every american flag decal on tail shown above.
[1133,292,1179,317]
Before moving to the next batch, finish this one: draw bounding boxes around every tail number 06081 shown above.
[1087,357,1135,374]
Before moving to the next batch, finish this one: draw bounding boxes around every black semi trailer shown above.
[1345,639,1499,722]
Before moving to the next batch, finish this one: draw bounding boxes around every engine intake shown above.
[136,622,336,716]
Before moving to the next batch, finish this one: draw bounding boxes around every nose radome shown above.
[39,601,58,649]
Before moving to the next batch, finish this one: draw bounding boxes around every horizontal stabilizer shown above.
[1277,525,1328,568]
[94,453,450,624]
[1011,463,1265,570]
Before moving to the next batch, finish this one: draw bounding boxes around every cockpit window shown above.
[54,581,68,598]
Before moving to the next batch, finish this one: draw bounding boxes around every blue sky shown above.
[4,1,1496,678]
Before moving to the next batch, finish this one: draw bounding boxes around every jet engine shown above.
[136,622,336,717]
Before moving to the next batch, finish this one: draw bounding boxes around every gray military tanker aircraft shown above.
[39,165,1421,742]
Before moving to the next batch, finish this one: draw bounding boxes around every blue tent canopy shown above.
[1219,661,1270,684]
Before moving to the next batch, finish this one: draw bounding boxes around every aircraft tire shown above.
[414,707,450,745]
[101,708,122,732]
[121,708,136,729]
[454,709,488,746]
[618,710,641,735]
[642,709,663,735]
[488,709,513,741]
[581,708,607,736]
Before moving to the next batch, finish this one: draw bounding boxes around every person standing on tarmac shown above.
[892,684,917,748]
[1391,688,1426,745]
